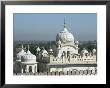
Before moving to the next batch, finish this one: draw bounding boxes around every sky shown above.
[13,13,97,41]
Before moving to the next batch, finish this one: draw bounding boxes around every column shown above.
[35,64,37,72]
[21,68,23,73]
[26,65,29,73]
[32,65,35,73]
[21,64,24,73]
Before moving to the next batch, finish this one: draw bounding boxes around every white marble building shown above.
[14,45,38,73]
[56,19,78,58]
[45,20,96,73]
[14,19,97,75]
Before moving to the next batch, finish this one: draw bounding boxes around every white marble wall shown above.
[50,67,97,74]
[57,46,78,58]
[49,55,96,64]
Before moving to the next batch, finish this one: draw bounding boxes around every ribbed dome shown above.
[56,27,74,43]
[21,45,36,62]
[81,48,88,54]
[23,54,36,60]
[17,49,26,60]
[17,45,26,61]
[56,19,74,43]
[42,49,48,54]
[41,49,48,57]
[22,50,36,62]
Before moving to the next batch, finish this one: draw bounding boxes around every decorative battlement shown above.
[14,68,97,75]
[49,54,96,64]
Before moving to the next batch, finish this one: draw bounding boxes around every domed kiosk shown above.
[15,45,38,73]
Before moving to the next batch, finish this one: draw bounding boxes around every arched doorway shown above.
[67,51,70,58]
[34,66,36,72]
[62,51,65,58]
[29,66,32,72]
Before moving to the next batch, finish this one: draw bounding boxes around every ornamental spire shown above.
[64,18,66,28]
[21,44,24,52]
[64,18,68,31]
[21,44,24,49]
[28,45,30,51]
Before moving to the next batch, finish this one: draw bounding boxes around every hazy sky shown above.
[14,13,97,41]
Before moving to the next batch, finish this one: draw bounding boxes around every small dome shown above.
[17,46,26,60]
[23,53,36,60]
[92,48,96,53]
[17,50,26,59]
[27,50,31,54]
[22,50,36,62]
[57,40,61,45]
[81,48,88,54]
[41,49,48,57]
[36,47,41,52]
[42,49,48,54]
[49,48,53,52]
[75,41,79,45]
[21,45,36,62]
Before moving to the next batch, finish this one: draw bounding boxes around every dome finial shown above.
[64,18,68,31]
[21,44,24,49]
[28,45,29,51]
[64,17,66,28]
[49,41,52,49]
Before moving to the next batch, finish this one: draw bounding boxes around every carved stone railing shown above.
[14,68,97,76]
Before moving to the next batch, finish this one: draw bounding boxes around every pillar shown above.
[35,64,37,72]
[21,68,23,73]
[26,65,29,73]
[32,65,35,73]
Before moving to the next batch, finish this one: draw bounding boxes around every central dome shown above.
[56,21,74,43]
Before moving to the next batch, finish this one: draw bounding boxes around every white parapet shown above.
[49,55,96,64]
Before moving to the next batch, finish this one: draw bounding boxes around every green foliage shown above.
[37,63,48,72]
[78,41,97,53]
[13,61,21,73]
[14,40,97,57]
